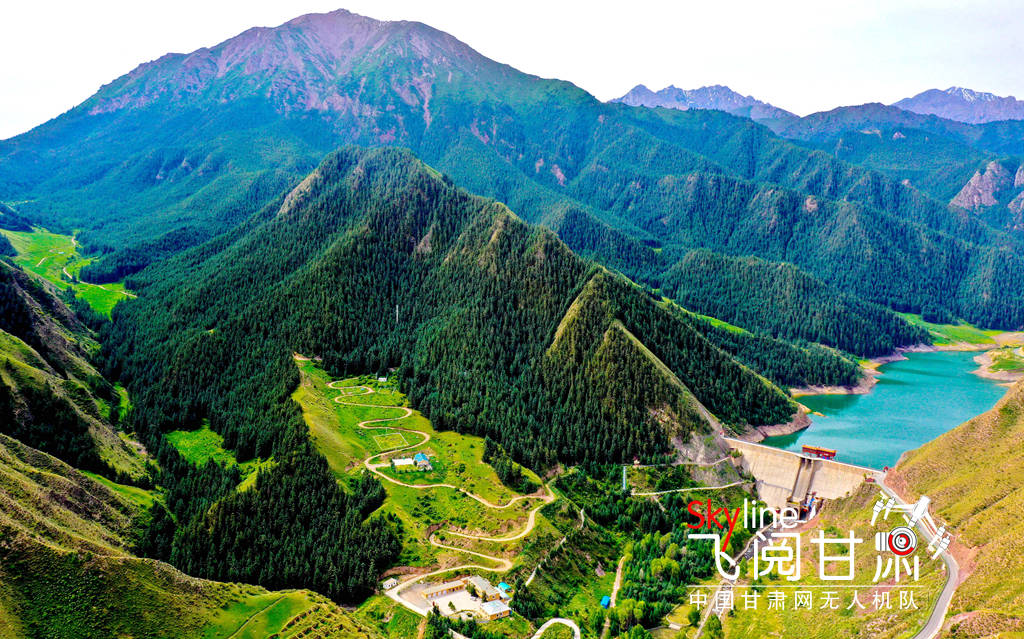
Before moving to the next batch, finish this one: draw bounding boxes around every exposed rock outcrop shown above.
[951,161,1015,209]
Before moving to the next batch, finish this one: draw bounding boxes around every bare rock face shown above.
[1016,164,1024,189]
[612,84,796,123]
[951,161,1015,209]
[1009,191,1024,216]
[894,87,1024,124]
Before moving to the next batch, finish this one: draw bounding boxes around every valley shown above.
[2,5,1024,639]
[0,227,133,316]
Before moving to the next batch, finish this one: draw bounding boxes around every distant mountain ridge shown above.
[894,86,1024,124]
[6,7,1024,332]
[612,84,796,124]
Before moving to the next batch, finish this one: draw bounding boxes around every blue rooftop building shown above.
[412,452,432,471]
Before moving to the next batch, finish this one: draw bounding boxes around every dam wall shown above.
[723,438,881,509]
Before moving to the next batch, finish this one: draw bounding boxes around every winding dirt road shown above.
[326,379,554,619]
[329,381,552,510]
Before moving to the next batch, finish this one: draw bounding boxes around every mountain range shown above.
[611,84,796,126]
[613,84,1024,127]
[2,7,1024,639]
[7,10,1024,331]
[894,86,1024,124]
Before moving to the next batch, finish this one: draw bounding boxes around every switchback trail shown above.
[531,618,581,639]
[328,381,553,510]
[324,377,554,616]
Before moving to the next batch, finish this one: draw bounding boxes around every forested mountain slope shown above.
[775,102,1024,201]
[104,146,797,469]
[659,250,927,356]
[0,261,145,480]
[0,432,381,639]
[888,381,1024,637]
[91,145,812,609]
[2,9,1018,335]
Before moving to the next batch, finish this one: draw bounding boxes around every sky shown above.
[2,0,1022,139]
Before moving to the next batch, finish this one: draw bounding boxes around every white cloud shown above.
[1,0,1021,139]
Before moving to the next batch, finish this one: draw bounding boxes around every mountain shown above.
[611,84,796,126]
[888,380,1024,636]
[96,145,809,603]
[776,102,1024,227]
[0,430,381,639]
[659,250,927,356]
[3,8,1019,334]
[894,87,1024,124]
[0,260,146,481]
[950,159,1024,229]
[0,203,32,232]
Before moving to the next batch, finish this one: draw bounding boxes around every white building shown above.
[480,600,511,620]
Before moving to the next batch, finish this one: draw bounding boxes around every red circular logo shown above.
[888,526,917,556]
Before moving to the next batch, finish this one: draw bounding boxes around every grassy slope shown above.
[898,313,1001,346]
[293,359,551,570]
[722,485,946,639]
[0,432,381,639]
[889,381,1024,637]
[165,422,274,492]
[0,325,147,480]
[987,346,1024,372]
[0,228,131,317]
[355,596,424,639]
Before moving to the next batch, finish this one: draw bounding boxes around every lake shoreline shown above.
[791,334,1024,398]
[740,407,812,443]
[789,343,937,398]
[766,349,1011,469]
[971,350,1024,384]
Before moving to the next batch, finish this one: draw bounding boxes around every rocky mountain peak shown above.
[81,9,497,119]
[611,84,794,123]
[894,87,1024,124]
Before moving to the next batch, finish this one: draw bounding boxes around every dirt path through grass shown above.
[326,378,553,602]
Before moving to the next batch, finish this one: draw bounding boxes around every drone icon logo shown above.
[870,493,952,560]
[876,525,917,556]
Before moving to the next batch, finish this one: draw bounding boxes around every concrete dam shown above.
[723,438,883,511]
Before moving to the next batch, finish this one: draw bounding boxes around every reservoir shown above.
[764,350,1008,469]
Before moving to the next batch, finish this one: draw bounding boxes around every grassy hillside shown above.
[0,227,132,317]
[0,432,381,639]
[0,261,146,480]
[897,312,1002,346]
[889,381,1024,636]
[292,359,554,570]
[716,484,946,639]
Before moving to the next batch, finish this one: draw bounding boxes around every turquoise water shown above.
[763,350,1007,469]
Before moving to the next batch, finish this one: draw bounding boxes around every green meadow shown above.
[292,357,555,572]
[166,422,273,491]
[898,312,1002,346]
[0,227,132,316]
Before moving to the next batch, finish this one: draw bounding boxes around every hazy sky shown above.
[2,0,1022,139]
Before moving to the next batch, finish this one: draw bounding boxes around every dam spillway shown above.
[723,437,883,510]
